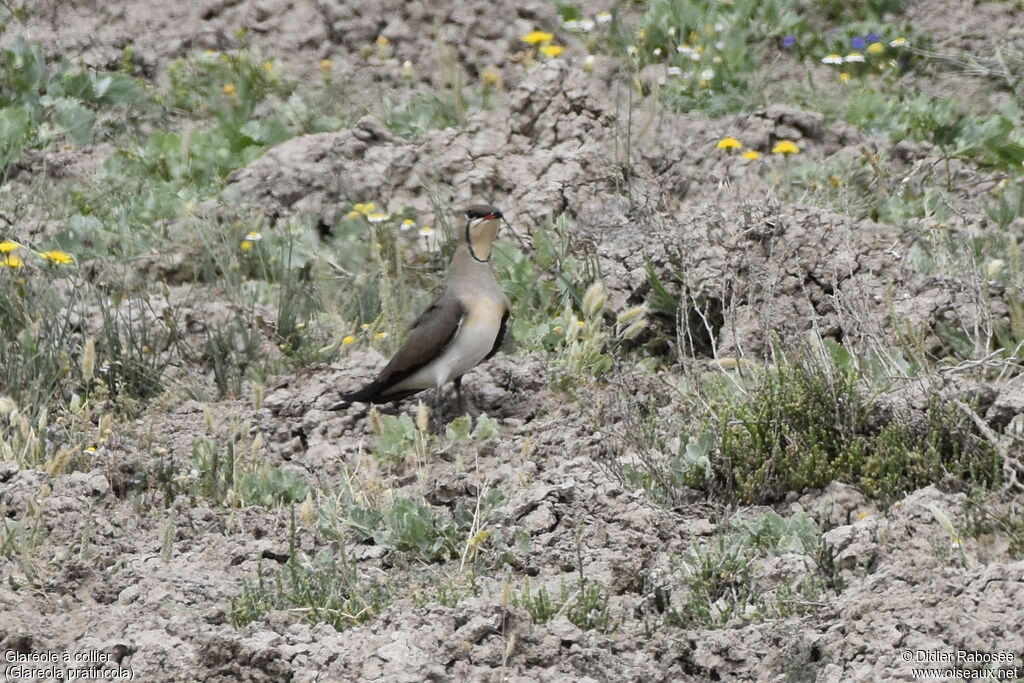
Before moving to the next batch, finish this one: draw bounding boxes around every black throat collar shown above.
[466,219,490,262]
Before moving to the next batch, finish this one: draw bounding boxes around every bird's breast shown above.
[430,296,503,382]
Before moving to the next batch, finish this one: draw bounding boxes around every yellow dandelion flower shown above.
[376,36,390,48]
[481,69,503,88]
[771,140,800,155]
[361,323,370,330]
[346,210,360,220]
[1,254,24,268]
[539,44,564,58]
[374,332,388,341]
[353,202,375,216]
[716,136,743,150]
[741,150,761,160]
[320,59,332,78]
[240,240,253,251]
[40,250,74,265]
[867,42,884,56]
[341,335,357,346]
[839,72,851,84]
[223,83,236,96]
[0,240,20,253]
[522,30,554,45]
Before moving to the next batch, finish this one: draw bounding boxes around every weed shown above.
[708,340,1002,505]
[644,262,723,358]
[185,435,309,507]
[384,89,493,139]
[318,477,506,564]
[603,337,1000,507]
[0,36,143,178]
[963,493,1024,560]
[662,511,829,628]
[230,512,389,631]
[986,179,1024,232]
[492,214,593,352]
[512,576,614,632]
[840,89,1024,176]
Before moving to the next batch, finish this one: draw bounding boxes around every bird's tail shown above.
[327,386,374,411]
[328,382,421,410]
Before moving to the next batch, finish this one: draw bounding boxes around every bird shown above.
[332,204,511,416]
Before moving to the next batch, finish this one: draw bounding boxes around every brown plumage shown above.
[334,204,510,407]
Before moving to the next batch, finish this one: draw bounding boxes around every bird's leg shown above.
[433,386,444,434]
[454,375,466,416]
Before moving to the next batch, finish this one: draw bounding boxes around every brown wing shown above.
[338,292,465,404]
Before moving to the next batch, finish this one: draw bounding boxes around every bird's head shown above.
[463,204,503,261]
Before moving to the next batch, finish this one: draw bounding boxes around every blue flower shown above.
[866,32,879,43]
[851,36,866,49]
[782,34,796,48]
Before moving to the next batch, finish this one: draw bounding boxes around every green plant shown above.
[318,480,506,564]
[348,496,461,561]
[189,436,309,507]
[708,340,1002,504]
[94,284,177,407]
[512,576,614,632]
[204,317,264,399]
[963,493,1024,560]
[644,262,722,358]
[383,89,493,139]
[662,511,828,628]
[625,0,803,115]
[0,36,143,178]
[986,180,1024,231]
[493,214,592,352]
[841,90,1024,176]
[230,512,389,631]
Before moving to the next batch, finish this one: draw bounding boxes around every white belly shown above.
[399,298,504,390]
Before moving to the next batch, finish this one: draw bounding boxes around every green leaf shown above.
[472,414,500,441]
[54,98,96,146]
[445,415,472,442]
[59,72,96,101]
[0,106,30,170]
[93,73,142,104]
[238,117,291,146]
[376,413,416,458]
[935,322,974,359]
